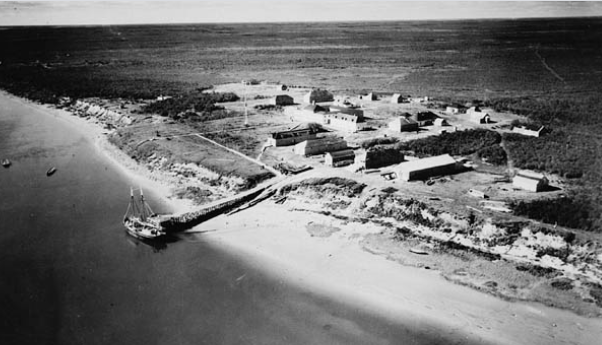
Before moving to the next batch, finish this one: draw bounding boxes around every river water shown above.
[0,95,483,345]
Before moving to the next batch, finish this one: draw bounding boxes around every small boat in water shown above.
[46,167,57,176]
[1,159,11,168]
[123,187,165,240]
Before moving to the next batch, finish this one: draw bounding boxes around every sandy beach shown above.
[199,202,602,345]
[5,90,601,345]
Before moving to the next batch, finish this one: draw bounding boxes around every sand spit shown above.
[5,90,601,344]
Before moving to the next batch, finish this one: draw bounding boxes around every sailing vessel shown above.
[123,187,165,239]
[1,159,11,168]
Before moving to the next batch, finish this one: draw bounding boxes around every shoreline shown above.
[3,90,601,344]
[0,90,195,215]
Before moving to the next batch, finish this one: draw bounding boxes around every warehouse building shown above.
[294,137,348,156]
[396,154,457,181]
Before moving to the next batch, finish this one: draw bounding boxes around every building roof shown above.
[297,136,346,148]
[328,113,360,122]
[326,149,355,159]
[271,128,314,139]
[399,117,418,125]
[303,104,328,113]
[397,154,456,172]
[390,116,418,126]
[515,170,546,180]
[275,94,293,99]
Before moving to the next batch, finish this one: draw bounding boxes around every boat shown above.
[1,159,10,168]
[46,167,57,176]
[123,187,166,240]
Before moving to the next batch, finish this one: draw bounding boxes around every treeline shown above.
[396,129,506,165]
[0,66,198,103]
[511,197,595,231]
[142,91,240,120]
[503,131,591,179]
[483,96,602,126]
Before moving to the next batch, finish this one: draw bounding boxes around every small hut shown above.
[325,149,356,167]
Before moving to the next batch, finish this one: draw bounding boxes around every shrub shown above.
[397,129,501,157]
[477,145,507,165]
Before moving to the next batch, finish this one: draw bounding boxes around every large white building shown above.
[466,106,491,124]
[324,113,366,133]
[396,154,457,181]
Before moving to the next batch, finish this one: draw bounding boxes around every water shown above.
[0,96,476,345]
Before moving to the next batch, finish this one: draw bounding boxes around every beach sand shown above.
[198,202,602,345]
[6,91,601,344]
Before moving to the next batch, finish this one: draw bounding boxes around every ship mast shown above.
[139,187,147,222]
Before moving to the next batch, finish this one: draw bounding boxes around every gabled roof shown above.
[326,149,355,159]
[398,117,418,125]
[303,104,328,113]
[515,170,546,180]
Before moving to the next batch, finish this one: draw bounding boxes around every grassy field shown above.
[1,18,601,100]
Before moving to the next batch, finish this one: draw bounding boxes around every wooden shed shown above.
[325,149,356,167]
[271,94,294,106]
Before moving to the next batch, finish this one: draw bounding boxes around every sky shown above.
[1,1,601,26]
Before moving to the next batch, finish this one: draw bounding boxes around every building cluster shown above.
[284,90,368,133]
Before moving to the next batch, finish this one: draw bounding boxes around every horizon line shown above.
[1,14,600,28]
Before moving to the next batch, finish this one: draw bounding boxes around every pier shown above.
[159,179,281,232]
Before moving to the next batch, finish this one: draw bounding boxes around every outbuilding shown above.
[410,111,436,126]
[294,137,348,156]
[434,118,448,126]
[325,149,356,167]
[303,89,334,104]
[445,106,459,114]
[512,126,544,137]
[359,92,377,101]
[388,116,419,132]
[390,94,406,104]
[271,94,294,106]
[467,106,491,124]
[513,170,549,192]
[396,154,457,181]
